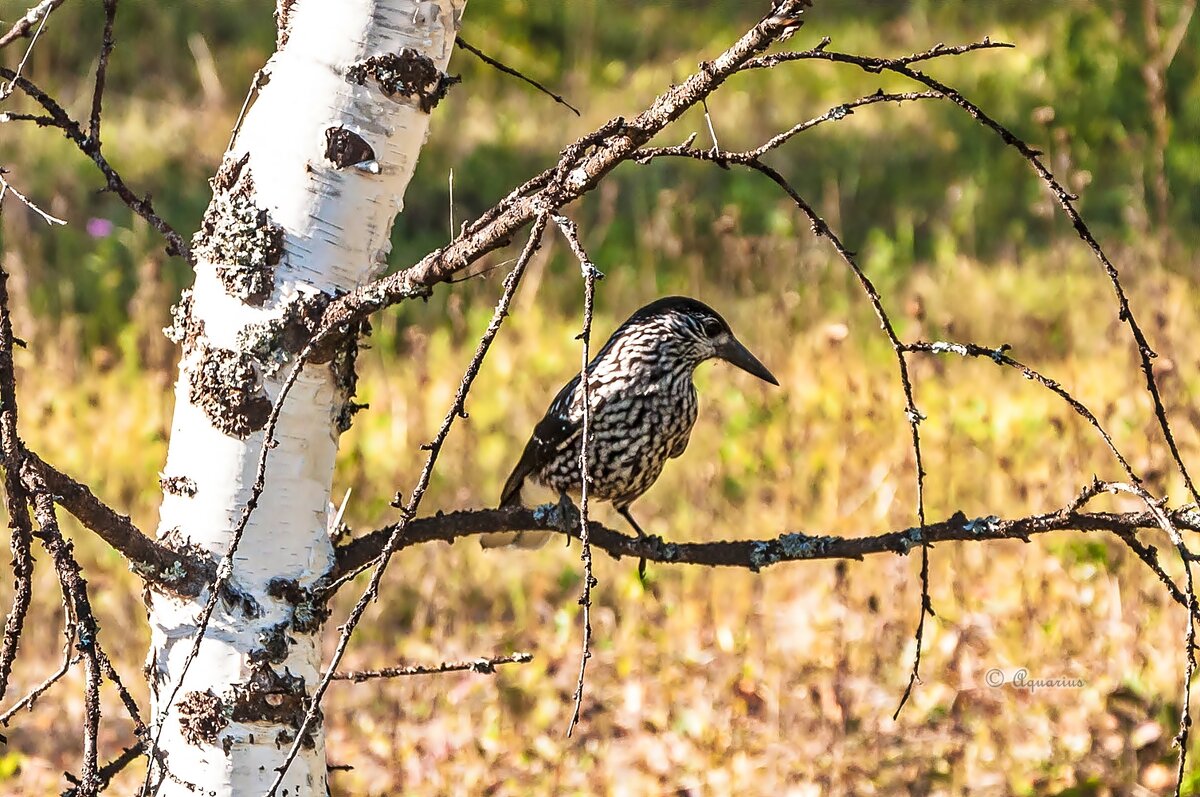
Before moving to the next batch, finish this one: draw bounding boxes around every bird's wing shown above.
[499,373,581,507]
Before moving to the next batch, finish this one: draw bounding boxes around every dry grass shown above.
[0,235,1197,795]
[1,4,1198,793]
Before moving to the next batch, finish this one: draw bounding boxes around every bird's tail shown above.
[483,457,552,549]
[499,463,526,509]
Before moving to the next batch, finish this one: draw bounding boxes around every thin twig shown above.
[702,99,720,155]
[64,743,145,797]
[904,340,1196,788]
[0,2,51,101]
[750,89,941,157]
[551,213,602,737]
[0,67,190,259]
[0,602,77,725]
[0,169,67,226]
[456,35,580,116]
[87,0,117,142]
[96,645,146,738]
[752,42,1200,510]
[746,37,1014,71]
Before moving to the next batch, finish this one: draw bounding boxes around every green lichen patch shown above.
[163,289,204,349]
[193,156,283,306]
[236,291,330,376]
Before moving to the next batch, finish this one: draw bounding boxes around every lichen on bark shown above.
[177,690,228,747]
[193,154,284,306]
[236,291,330,375]
[187,343,272,439]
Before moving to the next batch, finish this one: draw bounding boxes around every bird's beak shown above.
[717,336,779,385]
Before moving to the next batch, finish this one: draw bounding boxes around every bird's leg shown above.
[617,506,649,582]
[556,491,581,544]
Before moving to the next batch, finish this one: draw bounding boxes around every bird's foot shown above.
[559,492,583,547]
[530,497,580,538]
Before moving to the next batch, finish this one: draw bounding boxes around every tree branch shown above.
[0,0,67,52]
[332,503,1200,583]
[455,35,580,116]
[0,67,190,259]
[22,454,213,597]
[746,39,1200,509]
[311,0,815,339]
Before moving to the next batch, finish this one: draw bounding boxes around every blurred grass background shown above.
[2,0,1200,794]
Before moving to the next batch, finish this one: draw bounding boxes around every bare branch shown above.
[0,169,67,225]
[87,0,118,142]
[29,490,102,796]
[0,0,67,51]
[746,37,1014,71]
[64,743,144,797]
[0,252,35,710]
[332,653,533,682]
[649,149,935,717]
[313,1,816,337]
[747,41,1200,509]
[22,453,213,597]
[0,3,51,102]
[0,67,190,259]
[0,600,76,725]
[332,503,1200,580]
[550,213,601,737]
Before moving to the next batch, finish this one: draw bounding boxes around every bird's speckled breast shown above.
[535,367,699,509]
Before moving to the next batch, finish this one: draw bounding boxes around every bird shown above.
[497,296,778,568]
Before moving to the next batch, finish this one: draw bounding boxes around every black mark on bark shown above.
[331,322,365,434]
[267,577,331,635]
[324,127,376,169]
[347,49,460,112]
[159,475,198,497]
[177,690,228,747]
[231,661,314,746]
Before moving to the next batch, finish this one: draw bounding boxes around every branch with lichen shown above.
[332,498,1200,584]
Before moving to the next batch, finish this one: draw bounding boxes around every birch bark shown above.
[146,2,465,794]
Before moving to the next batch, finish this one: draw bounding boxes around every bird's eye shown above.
[701,317,723,338]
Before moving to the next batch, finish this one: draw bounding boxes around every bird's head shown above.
[617,296,779,385]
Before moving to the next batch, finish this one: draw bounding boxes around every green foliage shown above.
[2,0,1197,353]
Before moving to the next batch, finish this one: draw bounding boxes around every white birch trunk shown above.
[146,2,465,794]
